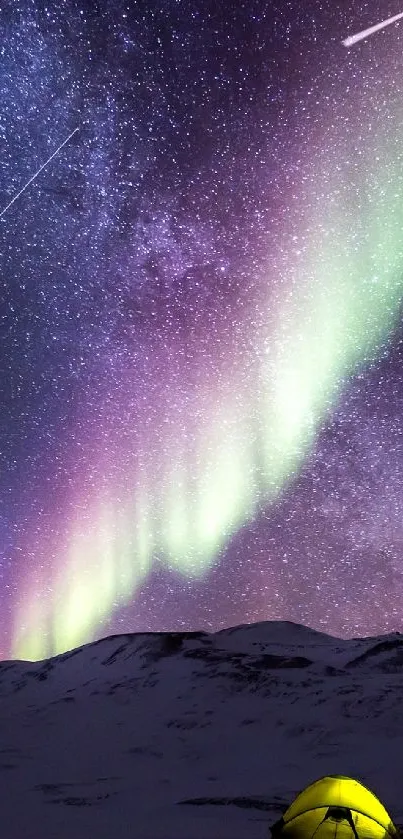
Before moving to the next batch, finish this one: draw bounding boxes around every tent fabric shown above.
[270,775,399,839]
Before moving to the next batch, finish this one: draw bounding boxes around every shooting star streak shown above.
[342,11,403,47]
[0,127,79,220]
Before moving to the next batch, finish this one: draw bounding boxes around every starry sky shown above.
[2,0,403,661]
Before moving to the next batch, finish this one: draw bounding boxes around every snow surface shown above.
[0,620,402,839]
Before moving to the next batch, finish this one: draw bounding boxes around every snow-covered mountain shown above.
[1,620,402,839]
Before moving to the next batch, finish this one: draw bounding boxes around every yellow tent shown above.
[270,775,400,839]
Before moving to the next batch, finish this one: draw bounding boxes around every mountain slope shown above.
[0,620,402,839]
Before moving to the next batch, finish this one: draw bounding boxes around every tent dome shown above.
[270,775,399,839]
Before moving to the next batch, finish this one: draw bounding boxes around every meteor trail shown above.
[0,127,79,220]
[342,11,403,47]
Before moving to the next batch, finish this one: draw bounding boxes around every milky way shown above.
[2,0,403,661]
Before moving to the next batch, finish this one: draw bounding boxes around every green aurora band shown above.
[12,119,403,662]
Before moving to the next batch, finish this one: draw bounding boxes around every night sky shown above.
[2,0,403,661]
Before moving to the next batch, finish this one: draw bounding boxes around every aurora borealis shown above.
[2,0,403,661]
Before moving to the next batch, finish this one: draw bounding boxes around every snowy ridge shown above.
[0,620,402,838]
